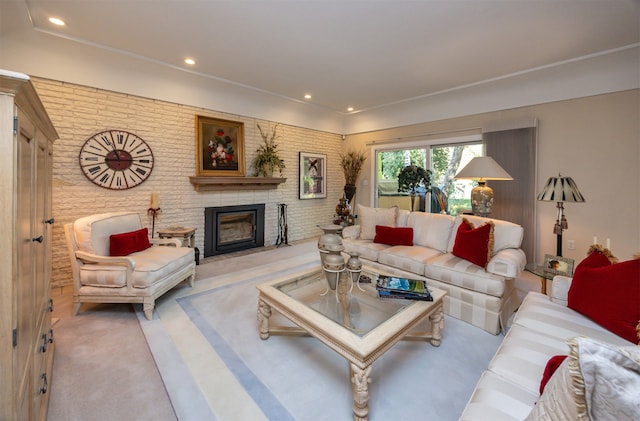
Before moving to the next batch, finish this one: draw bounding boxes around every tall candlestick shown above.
[150,192,160,209]
[606,238,610,249]
[593,236,597,245]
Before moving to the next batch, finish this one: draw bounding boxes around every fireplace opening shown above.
[204,204,265,257]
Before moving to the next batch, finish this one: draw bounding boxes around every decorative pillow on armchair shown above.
[110,228,152,256]
[568,251,640,344]
[452,218,494,268]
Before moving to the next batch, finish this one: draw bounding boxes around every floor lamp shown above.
[537,174,585,256]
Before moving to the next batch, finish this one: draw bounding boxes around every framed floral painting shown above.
[299,152,326,199]
[196,116,245,176]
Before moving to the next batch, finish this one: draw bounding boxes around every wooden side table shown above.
[157,227,196,248]
[524,263,555,295]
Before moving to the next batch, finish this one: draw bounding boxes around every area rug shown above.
[136,244,504,421]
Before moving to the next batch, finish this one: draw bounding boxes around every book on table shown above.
[376,275,433,301]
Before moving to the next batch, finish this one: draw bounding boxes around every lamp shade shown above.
[537,175,585,202]
[454,156,513,181]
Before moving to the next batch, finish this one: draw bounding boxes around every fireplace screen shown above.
[204,204,265,256]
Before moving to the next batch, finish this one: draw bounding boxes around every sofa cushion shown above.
[79,264,127,288]
[342,238,389,262]
[526,336,640,421]
[130,246,194,288]
[452,218,494,268]
[378,245,442,276]
[74,212,143,256]
[373,225,413,246]
[110,228,152,256]
[425,253,507,298]
[406,212,455,253]
[568,253,640,343]
[447,215,523,255]
[357,205,399,240]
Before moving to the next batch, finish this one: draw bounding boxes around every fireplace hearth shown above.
[204,204,265,257]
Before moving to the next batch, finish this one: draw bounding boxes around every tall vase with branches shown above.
[340,149,367,204]
[398,164,432,211]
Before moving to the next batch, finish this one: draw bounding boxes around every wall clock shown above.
[79,130,154,190]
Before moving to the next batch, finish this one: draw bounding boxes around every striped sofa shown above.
[460,276,637,420]
[342,206,526,334]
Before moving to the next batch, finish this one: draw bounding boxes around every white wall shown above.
[34,79,342,288]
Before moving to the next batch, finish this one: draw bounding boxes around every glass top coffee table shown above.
[256,265,447,421]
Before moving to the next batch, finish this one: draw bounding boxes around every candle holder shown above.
[147,207,161,238]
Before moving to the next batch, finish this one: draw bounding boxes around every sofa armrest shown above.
[342,225,360,240]
[486,248,526,278]
[551,275,572,306]
[75,250,136,268]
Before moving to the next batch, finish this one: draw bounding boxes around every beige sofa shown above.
[460,276,638,420]
[65,212,196,320]
[342,206,526,334]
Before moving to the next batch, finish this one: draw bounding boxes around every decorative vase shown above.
[346,251,362,286]
[322,244,345,290]
[344,183,357,203]
[335,197,351,217]
[317,224,343,267]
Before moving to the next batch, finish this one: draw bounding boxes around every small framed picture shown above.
[299,152,327,199]
[543,254,575,276]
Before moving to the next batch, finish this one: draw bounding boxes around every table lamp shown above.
[537,174,585,256]
[454,156,513,217]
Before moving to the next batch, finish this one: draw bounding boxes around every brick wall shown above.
[33,78,343,288]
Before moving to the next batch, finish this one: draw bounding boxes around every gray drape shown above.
[484,127,537,264]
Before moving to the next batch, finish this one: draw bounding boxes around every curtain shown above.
[484,127,536,264]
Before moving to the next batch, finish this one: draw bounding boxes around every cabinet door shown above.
[15,113,36,421]
[34,136,49,325]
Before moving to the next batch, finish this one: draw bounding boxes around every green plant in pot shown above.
[253,123,285,177]
[340,149,367,203]
[398,164,432,211]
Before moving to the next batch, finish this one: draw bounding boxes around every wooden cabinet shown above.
[1,70,58,421]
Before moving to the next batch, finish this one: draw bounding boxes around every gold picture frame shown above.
[196,116,245,176]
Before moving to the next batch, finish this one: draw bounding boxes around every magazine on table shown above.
[376,275,433,301]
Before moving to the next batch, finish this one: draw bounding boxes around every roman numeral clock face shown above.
[79,130,154,190]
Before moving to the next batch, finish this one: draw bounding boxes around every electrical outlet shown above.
[567,240,576,250]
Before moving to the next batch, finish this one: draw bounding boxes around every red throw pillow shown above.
[568,253,640,344]
[373,225,414,246]
[539,355,568,394]
[109,228,152,256]
[452,218,494,268]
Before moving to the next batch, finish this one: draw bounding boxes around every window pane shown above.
[429,143,483,215]
[376,148,427,211]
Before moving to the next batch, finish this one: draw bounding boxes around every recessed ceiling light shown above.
[304,94,312,100]
[184,58,196,65]
[347,107,354,112]
[48,17,65,26]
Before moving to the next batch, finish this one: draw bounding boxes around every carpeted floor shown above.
[48,240,528,420]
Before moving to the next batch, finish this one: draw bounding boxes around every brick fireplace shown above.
[204,204,265,257]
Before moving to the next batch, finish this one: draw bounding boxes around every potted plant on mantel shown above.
[340,149,367,203]
[398,164,432,211]
[252,123,286,177]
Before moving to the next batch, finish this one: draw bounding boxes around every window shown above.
[374,135,483,215]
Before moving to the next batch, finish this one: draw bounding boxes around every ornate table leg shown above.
[428,305,445,347]
[350,363,372,421]
[257,298,272,340]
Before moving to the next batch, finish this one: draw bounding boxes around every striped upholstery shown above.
[342,211,526,335]
[460,291,636,420]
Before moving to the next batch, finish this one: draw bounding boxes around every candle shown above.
[606,238,610,249]
[150,192,160,209]
[593,236,597,245]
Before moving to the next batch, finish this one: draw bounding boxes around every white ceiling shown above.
[22,0,640,117]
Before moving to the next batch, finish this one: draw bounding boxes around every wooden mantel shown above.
[189,176,287,191]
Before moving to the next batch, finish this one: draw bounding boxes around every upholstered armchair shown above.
[64,212,196,320]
